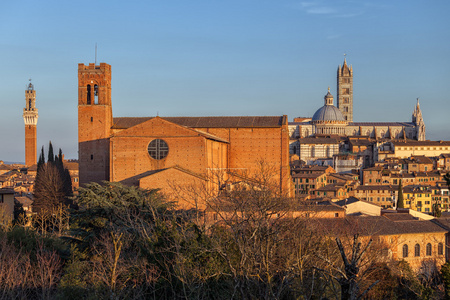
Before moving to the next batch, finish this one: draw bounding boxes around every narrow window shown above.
[90,154,93,160]
[94,84,99,104]
[414,244,420,257]
[438,243,444,255]
[91,117,93,122]
[426,243,432,256]
[28,99,32,110]
[403,244,408,257]
[87,85,91,104]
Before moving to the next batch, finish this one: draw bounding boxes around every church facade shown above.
[78,63,292,207]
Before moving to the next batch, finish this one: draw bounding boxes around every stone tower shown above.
[337,58,353,122]
[23,80,38,166]
[412,98,426,141]
[78,63,112,184]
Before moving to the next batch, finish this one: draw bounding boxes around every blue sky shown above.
[0,0,449,162]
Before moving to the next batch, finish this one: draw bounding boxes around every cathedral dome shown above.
[312,88,346,122]
[312,105,345,122]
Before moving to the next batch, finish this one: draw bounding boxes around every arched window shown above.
[438,243,444,255]
[87,84,91,105]
[414,244,420,257]
[426,243,432,256]
[380,130,385,138]
[366,129,371,137]
[305,129,309,137]
[94,84,99,104]
[402,244,408,258]
[353,129,357,136]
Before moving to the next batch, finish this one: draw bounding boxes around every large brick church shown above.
[78,63,292,207]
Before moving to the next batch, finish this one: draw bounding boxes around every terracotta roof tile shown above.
[112,116,285,129]
[298,137,340,144]
[310,216,447,236]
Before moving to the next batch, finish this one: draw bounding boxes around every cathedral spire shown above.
[412,98,425,141]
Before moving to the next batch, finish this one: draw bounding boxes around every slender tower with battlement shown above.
[337,58,353,122]
[23,80,38,166]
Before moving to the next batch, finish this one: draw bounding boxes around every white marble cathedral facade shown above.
[289,59,426,164]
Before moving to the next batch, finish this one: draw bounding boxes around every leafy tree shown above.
[69,181,168,256]
[445,172,450,188]
[433,202,442,218]
[397,179,405,209]
[442,261,450,299]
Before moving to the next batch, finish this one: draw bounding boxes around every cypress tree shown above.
[33,143,73,213]
[397,179,404,209]
[37,146,45,171]
[47,141,54,163]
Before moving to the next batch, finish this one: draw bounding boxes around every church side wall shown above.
[200,126,292,196]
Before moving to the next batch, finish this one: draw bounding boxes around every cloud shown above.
[306,6,336,14]
[326,34,342,40]
[291,0,369,18]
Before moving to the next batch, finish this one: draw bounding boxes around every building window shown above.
[148,139,169,160]
[438,243,444,255]
[403,244,408,258]
[426,243,432,256]
[87,84,91,105]
[334,213,339,218]
[94,84,99,104]
[414,244,420,257]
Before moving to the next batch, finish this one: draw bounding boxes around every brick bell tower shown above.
[23,80,38,167]
[78,63,112,184]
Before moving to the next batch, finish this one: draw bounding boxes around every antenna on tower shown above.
[95,43,97,65]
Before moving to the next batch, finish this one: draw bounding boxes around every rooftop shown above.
[112,116,286,129]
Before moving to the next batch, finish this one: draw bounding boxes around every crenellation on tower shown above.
[23,81,38,166]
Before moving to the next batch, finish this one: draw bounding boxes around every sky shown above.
[1,0,449,162]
